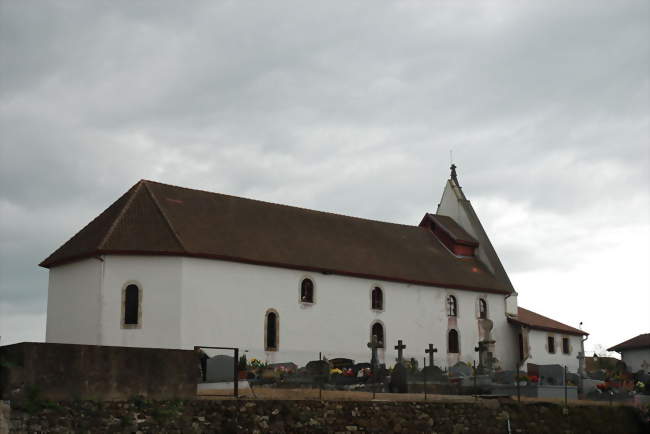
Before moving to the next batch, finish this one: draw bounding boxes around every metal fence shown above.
[193,344,648,405]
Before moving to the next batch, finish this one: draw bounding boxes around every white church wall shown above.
[98,255,183,349]
[179,256,516,369]
[525,329,582,373]
[45,258,102,345]
[621,348,650,374]
[45,253,519,370]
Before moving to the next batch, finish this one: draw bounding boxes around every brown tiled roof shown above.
[508,307,587,336]
[424,214,479,246]
[608,334,650,352]
[40,180,513,294]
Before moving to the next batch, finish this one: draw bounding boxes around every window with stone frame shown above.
[371,322,385,348]
[265,311,279,351]
[123,284,140,326]
[448,329,459,353]
[300,278,314,303]
[447,295,457,316]
[547,335,556,354]
[478,298,487,319]
[371,286,383,310]
[562,337,570,354]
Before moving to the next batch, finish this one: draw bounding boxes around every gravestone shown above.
[205,354,235,382]
[306,360,329,376]
[422,365,444,381]
[539,364,564,385]
[449,362,472,378]
[390,363,408,393]
[354,363,372,376]
[493,370,516,384]
[330,358,355,370]
[306,360,329,385]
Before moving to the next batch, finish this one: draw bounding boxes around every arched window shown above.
[123,284,140,326]
[265,310,279,351]
[300,278,314,303]
[371,322,385,348]
[448,329,459,353]
[371,286,383,310]
[478,298,487,319]
[447,295,457,316]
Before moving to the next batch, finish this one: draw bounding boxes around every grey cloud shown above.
[0,0,647,346]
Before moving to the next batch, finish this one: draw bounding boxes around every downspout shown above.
[579,331,588,396]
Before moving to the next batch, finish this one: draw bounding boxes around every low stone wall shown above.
[6,399,647,433]
[0,342,198,401]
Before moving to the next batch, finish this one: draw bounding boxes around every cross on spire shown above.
[394,339,406,363]
[425,344,437,367]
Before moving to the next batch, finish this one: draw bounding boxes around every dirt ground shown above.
[197,386,628,406]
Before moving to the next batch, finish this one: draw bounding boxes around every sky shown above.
[0,0,648,356]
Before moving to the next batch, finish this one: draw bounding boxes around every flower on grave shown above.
[330,368,343,375]
[528,375,539,383]
[249,358,268,369]
[343,368,355,377]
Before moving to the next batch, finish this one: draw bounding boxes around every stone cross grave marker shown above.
[425,344,437,367]
[367,334,380,371]
[394,339,406,364]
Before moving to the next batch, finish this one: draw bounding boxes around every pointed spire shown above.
[450,163,460,187]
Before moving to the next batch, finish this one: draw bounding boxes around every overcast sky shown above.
[1,1,648,356]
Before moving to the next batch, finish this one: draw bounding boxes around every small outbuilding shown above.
[608,333,650,374]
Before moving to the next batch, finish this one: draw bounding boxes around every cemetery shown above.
[195,336,649,410]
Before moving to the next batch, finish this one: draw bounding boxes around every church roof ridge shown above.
[139,178,427,231]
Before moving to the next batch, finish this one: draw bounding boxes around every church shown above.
[41,167,587,373]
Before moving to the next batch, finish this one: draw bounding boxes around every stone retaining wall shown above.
[0,342,197,401]
[6,398,647,433]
